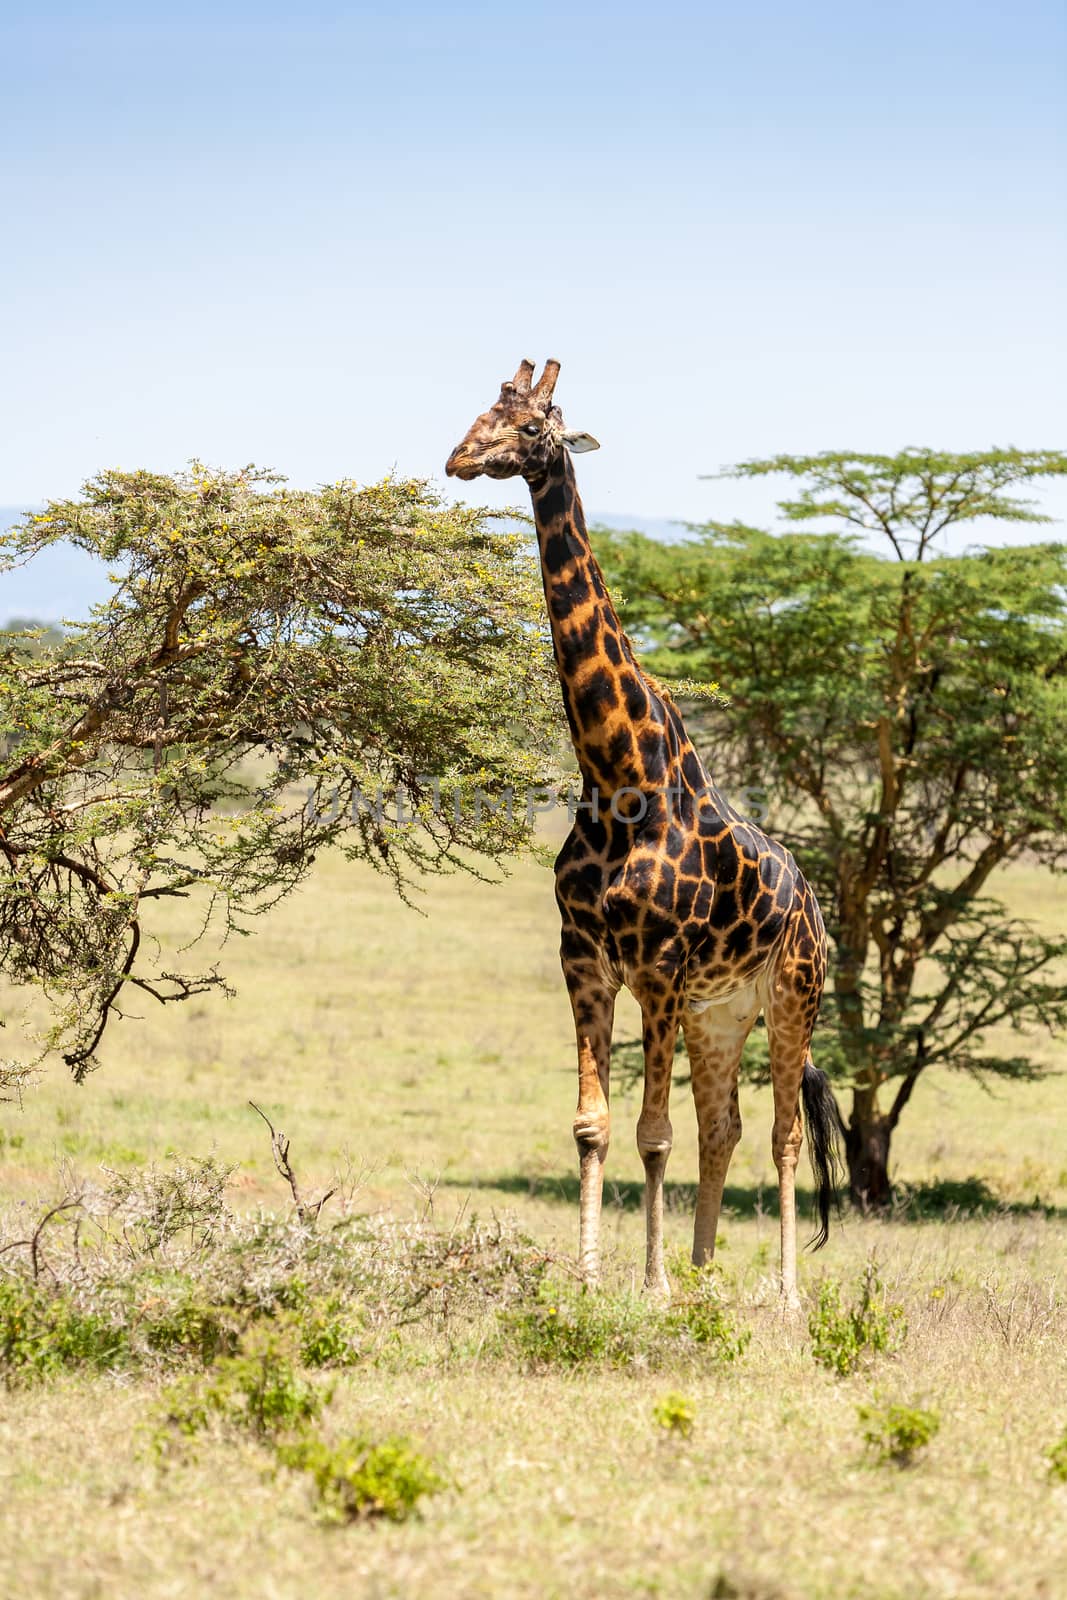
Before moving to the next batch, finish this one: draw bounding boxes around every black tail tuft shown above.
[801,1058,846,1250]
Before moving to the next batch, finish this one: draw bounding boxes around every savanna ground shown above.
[1,836,1066,1600]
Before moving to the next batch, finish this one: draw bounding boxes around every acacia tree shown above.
[0,465,560,1086]
[595,450,1067,1207]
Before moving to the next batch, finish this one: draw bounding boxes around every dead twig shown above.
[0,1195,84,1281]
[405,1169,441,1222]
[332,1145,378,1218]
[248,1101,336,1226]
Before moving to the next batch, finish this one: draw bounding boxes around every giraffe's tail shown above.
[801,1055,846,1250]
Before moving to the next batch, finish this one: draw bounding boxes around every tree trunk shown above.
[845,1089,893,1211]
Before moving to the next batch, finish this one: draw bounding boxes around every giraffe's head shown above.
[445,358,599,483]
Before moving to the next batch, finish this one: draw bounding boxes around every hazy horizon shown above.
[6,470,1066,623]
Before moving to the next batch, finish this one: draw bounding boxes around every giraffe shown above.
[446,358,842,1306]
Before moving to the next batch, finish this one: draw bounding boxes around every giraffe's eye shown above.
[521,423,541,437]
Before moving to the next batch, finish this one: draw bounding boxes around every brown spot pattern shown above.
[446,361,829,1297]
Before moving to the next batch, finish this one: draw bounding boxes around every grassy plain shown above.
[1,845,1066,1600]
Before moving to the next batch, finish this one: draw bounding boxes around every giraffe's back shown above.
[555,796,823,1008]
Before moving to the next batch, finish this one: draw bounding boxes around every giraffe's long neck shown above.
[529,452,705,806]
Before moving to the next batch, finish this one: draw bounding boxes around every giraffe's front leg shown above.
[636,999,681,1298]
[565,975,617,1287]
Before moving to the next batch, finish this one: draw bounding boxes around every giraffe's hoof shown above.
[643,1274,671,1303]
[780,1290,803,1317]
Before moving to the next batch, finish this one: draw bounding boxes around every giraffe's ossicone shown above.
[447,359,844,1305]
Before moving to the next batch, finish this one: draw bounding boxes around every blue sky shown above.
[2,0,1065,615]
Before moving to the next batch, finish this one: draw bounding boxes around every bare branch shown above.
[248,1100,337,1226]
[0,1195,85,1281]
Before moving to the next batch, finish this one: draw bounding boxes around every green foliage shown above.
[594,447,1067,1200]
[503,1280,655,1369]
[502,1275,748,1370]
[276,1431,448,1523]
[1046,1427,1067,1483]
[0,466,562,1081]
[296,1295,364,1369]
[664,1259,752,1359]
[893,1176,1004,1218]
[653,1391,696,1439]
[725,448,1067,553]
[858,1399,940,1465]
[809,1262,907,1377]
[156,1331,326,1447]
[138,1281,237,1366]
[0,1278,126,1385]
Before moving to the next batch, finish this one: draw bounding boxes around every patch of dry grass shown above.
[1,1207,1065,1600]
[1,847,1065,1598]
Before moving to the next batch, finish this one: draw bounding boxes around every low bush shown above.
[137,1274,241,1367]
[103,1155,235,1255]
[858,1400,940,1465]
[653,1392,696,1439]
[276,1432,448,1522]
[155,1331,326,1449]
[665,1261,751,1361]
[809,1263,906,1377]
[0,1279,127,1386]
[0,1167,551,1387]
[296,1295,364,1369]
[1046,1427,1067,1483]
[501,1275,749,1371]
[503,1280,655,1369]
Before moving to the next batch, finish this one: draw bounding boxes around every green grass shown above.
[1,846,1066,1597]
[3,848,1064,1221]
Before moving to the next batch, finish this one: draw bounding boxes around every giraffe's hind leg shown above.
[683,988,760,1267]
[763,891,828,1308]
[766,1040,807,1311]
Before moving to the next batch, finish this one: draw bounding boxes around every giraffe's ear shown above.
[563,430,600,454]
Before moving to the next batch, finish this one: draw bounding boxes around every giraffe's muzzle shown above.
[445,447,480,480]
